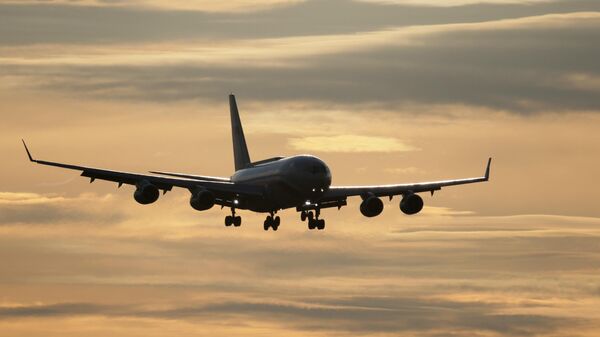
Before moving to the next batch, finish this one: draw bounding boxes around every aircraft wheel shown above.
[273,216,280,230]
[300,211,307,222]
[225,215,233,227]
[233,216,242,227]
[307,212,314,221]
[263,216,272,231]
[317,219,325,230]
[308,219,316,230]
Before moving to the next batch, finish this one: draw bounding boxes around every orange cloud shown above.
[0,0,303,12]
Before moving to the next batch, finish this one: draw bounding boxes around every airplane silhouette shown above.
[23,94,491,231]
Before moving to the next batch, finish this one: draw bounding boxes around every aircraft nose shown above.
[309,162,328,175]
[297,157,331,193]
[319,165,332,191]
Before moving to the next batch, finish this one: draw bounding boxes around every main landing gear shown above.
[225,208,241,227]
[264,213,280,231]
[301,210,325,230]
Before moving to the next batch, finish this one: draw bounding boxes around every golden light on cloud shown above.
[0,192,66,205]
[384,166,422,175]
[288,135,419,153]
[1,11,597,71]
[0,0,303,12]
[359,0,553,6]
[563,73,600,93]
[2,0,600,335]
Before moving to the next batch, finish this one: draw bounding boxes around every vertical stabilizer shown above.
[229,94,251,171]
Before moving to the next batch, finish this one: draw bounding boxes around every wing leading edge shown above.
[321,158,491,201]
[21,140,263,200]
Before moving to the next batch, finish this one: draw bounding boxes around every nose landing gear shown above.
[225,208,242,227]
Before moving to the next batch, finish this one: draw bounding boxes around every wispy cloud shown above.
[0,192,124,225]
[2,1,600,336]
[384,166,422,175]
[0,0,302,12]
[288,135,419,153]
[1,207,599,335]
[360,0,554,6]
[2,12,599,112]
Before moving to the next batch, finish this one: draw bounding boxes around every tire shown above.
[274,216,280,226]
[225,216,232,227]
[307,212,314,221]
[233,216,241,227]
[308,219,315,230]
[300,212,307,222]
[317,219,325,230]
[263,219,270,231]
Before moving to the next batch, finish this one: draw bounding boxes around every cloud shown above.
[2,11,599,112]
[562,73,600,92]
[0,302,110,318]
[384,166,422,174]
[2,1,600,336]
[0,189,599,336]
[0,192,125,225]
[0,0,302,12]
[288,135,419,153]
[1,0,599,45]
[0,192,68,205]
[0,298,583,336]
[360,0,554,6]
[140,297,580,335]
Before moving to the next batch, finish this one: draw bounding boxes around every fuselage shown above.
[231,155,332,212]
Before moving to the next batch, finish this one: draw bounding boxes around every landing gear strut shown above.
[301,210,325,230]
[225,208,241,227]
[264,212,280,231]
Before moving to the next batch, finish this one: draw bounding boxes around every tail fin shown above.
[229,94,251,171]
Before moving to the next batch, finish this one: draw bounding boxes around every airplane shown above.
[22,94,491,231]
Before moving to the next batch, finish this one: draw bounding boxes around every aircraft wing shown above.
[320,158,491,201]
[148,171,231,182]
[21,141,263,201]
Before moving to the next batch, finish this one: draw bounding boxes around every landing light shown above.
[305,200,311,205]
[233,199,239,205]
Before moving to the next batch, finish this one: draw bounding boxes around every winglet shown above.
[22,139,35,162]
[484,157,492,181]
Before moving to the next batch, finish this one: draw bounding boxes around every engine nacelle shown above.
[190,189,215,211]
[134,181,160,205]
[400,193,423,215]
[360,196,384,217]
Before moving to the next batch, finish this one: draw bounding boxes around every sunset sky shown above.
[2,0,600,336]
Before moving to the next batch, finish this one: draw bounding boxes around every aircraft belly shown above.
[242,178,306,212]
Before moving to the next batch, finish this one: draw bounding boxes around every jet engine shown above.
[400,193,423,215]
[134,181,160,205]
[190,189,215,211]
[360,195,384,217]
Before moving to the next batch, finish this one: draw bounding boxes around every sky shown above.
[1,0,600,336]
